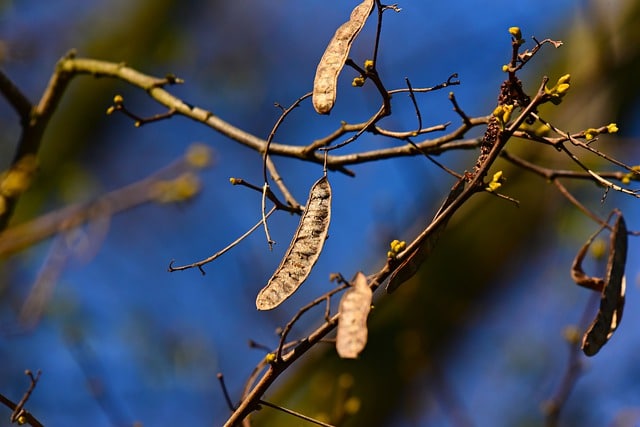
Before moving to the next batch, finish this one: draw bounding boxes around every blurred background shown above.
[1,0,640,426]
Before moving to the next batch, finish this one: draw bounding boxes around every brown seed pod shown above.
[336,272,372,359]
[581,213,627,356]
[312,0,375,114]
[256,176,332,310]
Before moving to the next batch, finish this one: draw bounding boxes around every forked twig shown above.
[9,370,42,425]
[276,282,349,361]
[528,113,640,197]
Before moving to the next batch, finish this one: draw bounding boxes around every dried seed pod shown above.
[336,272,372,358]
[256,176,332,310]
[312,0,375,114]
[581,213,627,356]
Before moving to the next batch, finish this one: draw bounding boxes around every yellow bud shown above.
[106,106,115,115]
[113,94,124,104]
[501,104,514,123]
[352,75,366,87]
[363,59,375,71]
[388,239,406,258]
[545,74,572,104]
[508,27,522,39]
[229,177,238,185]
[606,123,619,134]
[488,182,501,192]
[486,170,505,192]
[501,64,510,72]
[584,128,599,141]
[622,165,640,184]
[558,74,571,85]
[555,83,570,95]
[265,353,276,363]
[534,123,551,137]
[391,239,406,253]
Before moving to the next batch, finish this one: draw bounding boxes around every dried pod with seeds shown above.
[580,212,627,356]
[256,176,332,310]
[312,0,375,114]
[336,272,372,358]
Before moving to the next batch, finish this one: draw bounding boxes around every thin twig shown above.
[0,69,32,120]
[259,93,313,246]
[405,77,423,132]
[530,113,640,175]
[258,399,336,427]
[168,206,277,273]
[217,373,237,411]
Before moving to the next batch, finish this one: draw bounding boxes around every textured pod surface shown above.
[336,272,372,359]
[312,0,375,114]
[256,176,332,310]
[582,213,627,356]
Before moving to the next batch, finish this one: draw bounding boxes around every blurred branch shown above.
[0,144,212,258]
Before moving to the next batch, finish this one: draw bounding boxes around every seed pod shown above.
[581,213,627,356]
[336,272,372,358]
[256,176,332,310]
[312,0,375,114]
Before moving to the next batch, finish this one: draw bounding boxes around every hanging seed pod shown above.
[256,176,332,310]
[581,213,627,356]
[312,0,375,114]
[336,272,372,359]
